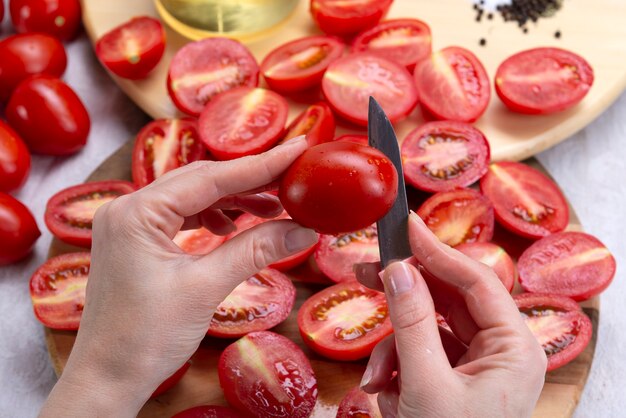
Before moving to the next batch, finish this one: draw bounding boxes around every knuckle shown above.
[250,235,280,272]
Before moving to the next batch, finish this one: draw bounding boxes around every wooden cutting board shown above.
[80,0,626,162]
[45,139,599,417]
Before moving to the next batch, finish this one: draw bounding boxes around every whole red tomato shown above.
[0,33,67,102]
[0,193,40,265]
[6,75,90,155]
[0,121,31,193]
[10,0,81,41]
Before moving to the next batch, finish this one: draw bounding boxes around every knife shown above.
[368,97,412,268]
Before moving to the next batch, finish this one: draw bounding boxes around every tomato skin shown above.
[335,134,368,145]
[0,121,31,193]
[0,193,40,265]
[10,0,82,41]
[6,75,90,155]
[337,387,382,418]
[0,33,67,103]
[310,0,393,37]
[96,17,166,80]
[495,47,594,115]
[281,102,336,147]
[172,406,244,418]
[456,242,516,293]
[280,141,398,234]
[151,361,191,398]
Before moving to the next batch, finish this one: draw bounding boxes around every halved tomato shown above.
[199,87,288,160]
[167,38,259,116]
[95,16,165,80]
[514,293,592,371]
[401,121,490,193]
[45,181,137,248]
[456,242,516,292]
[417,188,494,247]
[132,118,205,187]
[173,227,226,255]
[310,0,393,37]
[495,47,594,115]
[172,406,244,418]
[335,134,368,145]
[261,35,344,93]
[30,252,90,331]
[280,102,336,146]
[352,18,432,72]
[337,386,382,418]
[207,269,296,338]
[297,281,392,361]
[314,224,379,283]
[151,361,191,398]
[518,231,615,301]
[322,53,418,126]
[414,47,490,122]
[218,331,318,418]
[480,161,569,239]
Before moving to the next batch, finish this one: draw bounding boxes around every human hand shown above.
[40,137,319,417]
[355,212,547,418]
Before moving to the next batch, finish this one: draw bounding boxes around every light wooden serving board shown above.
[45,140,599,418]
[80,0,626,162]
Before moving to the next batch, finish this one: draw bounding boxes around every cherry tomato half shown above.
[151,361,191,398]
[173,227,226,255]
[456,242,516,293]
[0,33,67,103]
[495,47,594,115]
[218,331,318,418]
[167,37,259,116]
[322,53,418,126]
[337,386,382,418]
[0,121,31,193]
[10,0,82,41]
[352,18,432,72]
[172,406,244,418]
[44,180,137,248]
[310,0,393,37]
[132,118,205,187]
[96,16,166,80]
[29,252,90,330]
[280,101,335,146]
[0,193,40,265]
[280,141,398,234]
[414,46,491,122]
[6,75,90,155]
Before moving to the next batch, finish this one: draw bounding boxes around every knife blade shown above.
[368,97,412,268]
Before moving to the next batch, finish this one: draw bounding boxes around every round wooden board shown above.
[80,0,626,162]
[45,139,599,417]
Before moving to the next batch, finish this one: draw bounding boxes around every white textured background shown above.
[0,4,624,418]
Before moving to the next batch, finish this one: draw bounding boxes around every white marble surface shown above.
[0,7,624,418]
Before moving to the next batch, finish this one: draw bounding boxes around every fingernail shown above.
[409,210,425,226]
[384,262,416,296]
[285,227,318,252]
[360,366,373,388]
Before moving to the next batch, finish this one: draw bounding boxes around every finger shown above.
[181,209,236,235]
[354,262,384,292]
[377,378,399,418]
[361,335,396,394]
[438,326,468,367]
[212,193,283,218]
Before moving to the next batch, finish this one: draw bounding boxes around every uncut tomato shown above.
[417,188,494,247]
[261,35,344,93]
[0,193,40,265]
[199,87,288,160]
[151,361,191,398]
[314,224,379,283]
[167,37,259,116]
[0,33,67,102]
[414,47,490,122]
[132,118,205,187]
[45,180,136,248]
[172,406,244,418]
[335,134,368,145]
[352,18,432,72]
[6,75,90,155]
[173,228,226,255]
[337,387,382,418]
[401,121,490,193]
[496,47,594,115]
[298,281,392,360]
[207,269,296,338]
[280,102,335,146]
[0,121,31,193]
[514,293,592,371]
[310,0,393,37]
[96,16,165,80]
[280,141,398,234]
[218,331,318,418]
[10,0,82,41]
[518,231,615,301]
[29,252,90,330]
[322,53,417,126]
[480,161,569,239]
[456,242,516,292]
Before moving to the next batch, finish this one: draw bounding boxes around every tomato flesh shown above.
[401,121,490,193]
[480,161,569,239]
[151,361,191,398]
[173,227,225,255]
[456,242,516,292]
[310,0,393,37]
[298,281,392,361]
[0,193,40,265]
[281,102,336,147]
[10,0,82,41]
[29,252,90,330]
[518,231,615,301]
[172,406,244,418]
[218,331,318,418]
[337,386,382,418]
[495,47,594,114]
[335,134,368,145]
[0,120,31,193]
